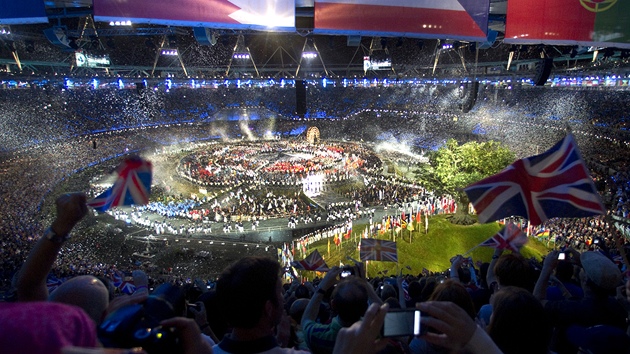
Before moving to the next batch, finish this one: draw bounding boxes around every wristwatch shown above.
[44,227,70,243]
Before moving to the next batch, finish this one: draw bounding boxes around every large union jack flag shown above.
[360,238,398,262]
[464,134,605,226]
[479,222,528,252]
[291,249,329,272]
[87,157,152,212]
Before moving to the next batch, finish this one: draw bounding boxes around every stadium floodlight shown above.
[161,49,179,56]
[233,52,250,60]
[302,52,317,59]
[109,20,132,26]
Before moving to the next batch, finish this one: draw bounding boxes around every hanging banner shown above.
[0,0,48,24]
[314,0,489,41]
[505,0,630,49]
[94,0,295,31]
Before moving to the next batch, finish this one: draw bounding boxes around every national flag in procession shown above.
[360,238,398,262]
[464,134,606,226]
[292,249,330,272]
[536,229,551,238]
[87,157,153,212]
[478,222,528,252]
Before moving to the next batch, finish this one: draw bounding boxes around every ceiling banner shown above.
[94,0,295,31]
[314,0,489,41]
[0,0,48,24]
[505,0,630,49]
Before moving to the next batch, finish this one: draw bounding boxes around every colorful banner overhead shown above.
[0,0,48,24]
[505,0,630,49]
[314,0,489,41]
[94,0,295,31]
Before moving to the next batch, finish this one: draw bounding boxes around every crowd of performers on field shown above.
[88,140,461,239]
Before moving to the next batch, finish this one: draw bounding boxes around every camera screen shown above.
[382,310,420,337]
[340,270,352,278]
[557,253,565,260]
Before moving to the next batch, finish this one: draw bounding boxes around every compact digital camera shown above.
[99,283,186,354]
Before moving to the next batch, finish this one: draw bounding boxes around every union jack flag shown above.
[291,249,329,271]
[46,275,65,294]
[360,238,398,262]
[464,134,605,226]
[88,157,152,212]
[478,222,528,252]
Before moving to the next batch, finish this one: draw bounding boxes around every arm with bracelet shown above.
[17,193,88,302]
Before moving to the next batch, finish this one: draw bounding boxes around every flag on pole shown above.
[87,157,152,212]
[464,134,606,226]
[344,227,352,240]
[292,249,329,271]
[478,222,528,252]
[360,239,398,262]
[327,237,330,255]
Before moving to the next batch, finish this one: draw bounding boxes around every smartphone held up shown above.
[381,309,424,337]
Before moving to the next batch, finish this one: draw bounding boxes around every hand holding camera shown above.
[99,283,187,354]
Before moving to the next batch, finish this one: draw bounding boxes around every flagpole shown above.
[463,244,482,257]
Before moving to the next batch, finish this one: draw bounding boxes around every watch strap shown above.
[44,227,70,243]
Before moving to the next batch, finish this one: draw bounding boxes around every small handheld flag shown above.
[478,222,528,252]
[291,250,329,272]
[87,157,152,212]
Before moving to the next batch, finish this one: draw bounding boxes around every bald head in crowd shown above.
[48,275,109,324]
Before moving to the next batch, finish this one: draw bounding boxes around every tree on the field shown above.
[415,139,515,212]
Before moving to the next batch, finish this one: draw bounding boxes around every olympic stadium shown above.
[1,0,630,290]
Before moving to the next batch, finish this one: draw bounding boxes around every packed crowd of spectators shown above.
[2,192,629,354]
[1,84,630,352]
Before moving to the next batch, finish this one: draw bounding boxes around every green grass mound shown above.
[297,215,550,278]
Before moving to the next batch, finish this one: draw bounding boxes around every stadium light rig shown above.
[110,20,132,26]
[302,52,317,59]
[233,52,250,60]
[161,49,179,56]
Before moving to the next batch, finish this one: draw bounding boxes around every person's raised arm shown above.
[397,273,406,309]
[449,255,465,283]
[302,267,340,328]
[353,259,383,305]
[533,251,559,306]
[486,248,504,288]
[17,193,87,301]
